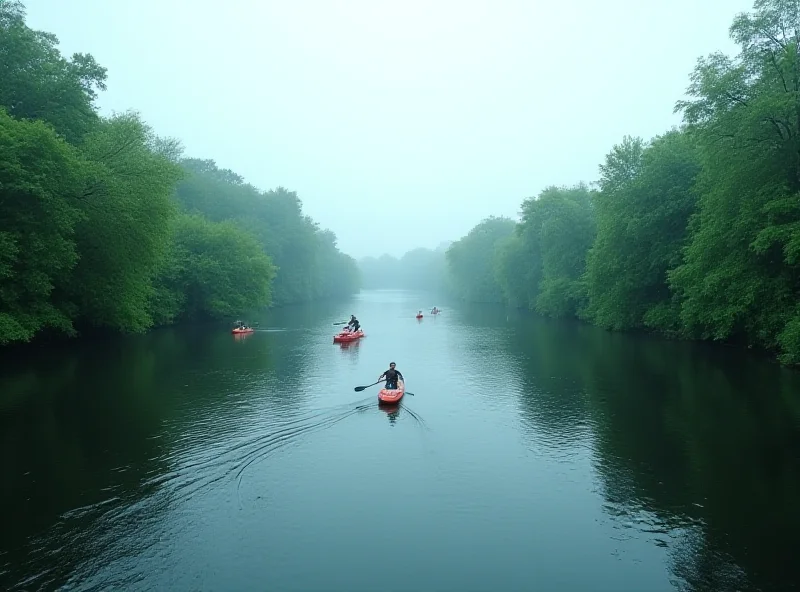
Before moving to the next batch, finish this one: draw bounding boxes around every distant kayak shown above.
[378,380,405,404]
[333,329,364,344]
[232,320,255,334]
[416,314,423,319]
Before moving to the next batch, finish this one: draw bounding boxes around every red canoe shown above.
[333,329,365,344]
[378,380,405,404]
[232,327,255,334]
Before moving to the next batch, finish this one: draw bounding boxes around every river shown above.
[1,289,799,592]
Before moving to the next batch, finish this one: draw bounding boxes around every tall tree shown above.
[174,161,358,306]
[0,0,106,143]
[0,2,359,346]
[64,113,183,332]
[585,131,700,332]
[446,216,516,303]
[670,0,800,362]
[0,110,86,343]
[522,184,596,317]
[150,214,276,323]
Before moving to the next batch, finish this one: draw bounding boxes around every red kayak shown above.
[333,329,364,344]
[378,380,405,404]
[232,327,254,334]
[416,314,423,319]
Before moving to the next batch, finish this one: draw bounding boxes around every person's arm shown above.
[397,371,404,380]
[378,371,386,380]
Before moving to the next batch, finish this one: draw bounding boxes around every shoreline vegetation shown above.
[6,0,800,370]
[0,1,359,347]
[443,0,800,367]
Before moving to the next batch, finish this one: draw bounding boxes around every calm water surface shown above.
[1,290,799,591]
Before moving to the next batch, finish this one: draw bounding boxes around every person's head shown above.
[389,362,396,369]
[351,314,356,320]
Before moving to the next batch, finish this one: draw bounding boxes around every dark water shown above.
[1,290,799,592]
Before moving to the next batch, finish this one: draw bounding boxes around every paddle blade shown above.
[405,392,415,396]
[354,385,368,392]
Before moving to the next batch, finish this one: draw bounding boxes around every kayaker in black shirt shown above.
[348,315,361,332]
[379,362,403,389]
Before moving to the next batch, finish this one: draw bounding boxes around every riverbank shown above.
[0,3,359,348]
[444,0,800,367]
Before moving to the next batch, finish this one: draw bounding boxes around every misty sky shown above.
[25,0,752,259]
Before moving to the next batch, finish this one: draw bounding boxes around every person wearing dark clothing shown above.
[348,315,361,332]
[379,362,403,390]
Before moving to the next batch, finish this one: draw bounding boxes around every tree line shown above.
[358,242,450,292]
[445,0,800,366]
[0,1,359,345]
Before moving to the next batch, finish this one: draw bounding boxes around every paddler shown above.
[347,315,361,332]
[378,362,403,390]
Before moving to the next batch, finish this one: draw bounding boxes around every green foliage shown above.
[174,161,357,305]
[151,214,276,323]
[445,0,800,365]
[523,185,596,317]
[586,131,701,332]
[64,113,183,333]
[446,217,516,302]
[778,308,800,365]
[669,0,800,356]
[486,185,596,317]
[315,229,360,299]
[493,233,536,308]
[0,109,86,343]
[0,0,106,143]
[0,3,359,345]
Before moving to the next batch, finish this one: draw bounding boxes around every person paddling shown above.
[347,314,361,332]
[378,362,403,390]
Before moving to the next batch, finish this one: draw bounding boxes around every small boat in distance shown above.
[232,320,255,334]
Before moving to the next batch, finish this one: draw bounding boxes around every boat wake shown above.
[5,396,427,591]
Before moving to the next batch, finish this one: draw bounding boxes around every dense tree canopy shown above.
[0,0,106,143]
[174,160,359,306]
[0,110,86,342]
[150,214,276,324]
[446,0,800,366]
[0,2,358,345]
[446,217,516,303]
[586,132,700,332]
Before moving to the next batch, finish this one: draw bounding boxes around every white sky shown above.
[24,0,752,258]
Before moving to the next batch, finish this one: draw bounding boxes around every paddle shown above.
[333,321,348,326]
[354,380,385,392]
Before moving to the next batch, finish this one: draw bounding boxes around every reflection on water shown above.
[380,404,401,426]
[1,292,798,591]
[488,305,800,592]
